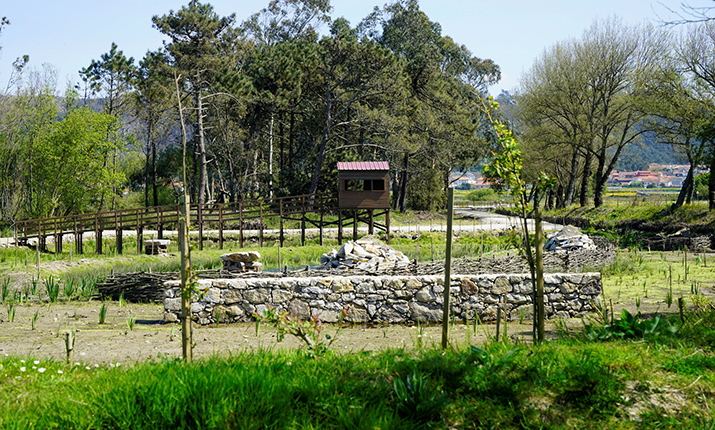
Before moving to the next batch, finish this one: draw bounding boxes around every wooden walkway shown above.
[14,194,390,254]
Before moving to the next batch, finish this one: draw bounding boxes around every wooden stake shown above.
[441,188,454,350]
[179,195,192,363]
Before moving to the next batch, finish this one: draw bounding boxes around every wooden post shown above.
[300,196,306,246]
[368,209,374,235]
[198,205,204,251]
[179,195,192,363]
[319,201,324,246]
[279,199,285,247]
[353,209,358,241]
[136,211,143,254]
[116,228,123,255]
[95,215,102,255]
[157,208,164,240]
[337,210,343,245]
[239,201,244,248]
[259,202,264,248]
[219,204,224,250]
[13,224,18,268]
[385,209,390,245]
[441,188,454,350]
[55,233,62,254]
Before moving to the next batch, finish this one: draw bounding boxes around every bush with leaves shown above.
[583,308,680,341]
[256,306,347,357]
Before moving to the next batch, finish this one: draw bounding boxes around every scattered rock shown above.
[544,225,596,252]
[221,251,262,272]
[320,236,409,271]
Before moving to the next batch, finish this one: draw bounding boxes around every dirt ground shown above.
[0,300,544,363]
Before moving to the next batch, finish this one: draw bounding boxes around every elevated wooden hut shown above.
[337,161,390,209]
[336,161,390,242]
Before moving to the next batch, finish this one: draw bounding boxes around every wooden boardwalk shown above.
[15,194,390,254]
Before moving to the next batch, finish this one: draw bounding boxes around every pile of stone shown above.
[221,251,262,272]
[544,225,596,252]
[320,236,410,271]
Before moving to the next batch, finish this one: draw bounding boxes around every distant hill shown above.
[615,131,686,171]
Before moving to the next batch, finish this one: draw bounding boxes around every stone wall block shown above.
[415,287,435,302]
[346,306,369,322]
[288,299,310,320]
[409,302,443,322]
[543,274,561,285]
[393,289,413,299]
[580,279,601,295]
[405,278,422,289]
[460,278,478,295]
[366,294,384,302]
[205,288,221,304]
[272,289,293,303]
[223,289,242,304]
[165,298,181,311]
[375,306,402,322]
[332,278,354,293]
[226,279,247,290]
[244,288,272,304]
[507,293,529,305]
[559,282,577,294]
[226,305,243,318]
[492,277,512,295]
[313,309,340,322]
[355,281,376,294]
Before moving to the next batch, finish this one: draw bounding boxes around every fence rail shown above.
[14,193,390,254]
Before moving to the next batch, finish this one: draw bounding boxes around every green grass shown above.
[1,305,714,429]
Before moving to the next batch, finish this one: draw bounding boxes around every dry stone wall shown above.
[163,272,602,325]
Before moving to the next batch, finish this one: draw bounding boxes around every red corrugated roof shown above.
[336,161,389,171]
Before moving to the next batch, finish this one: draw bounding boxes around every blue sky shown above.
[0,0,711,95]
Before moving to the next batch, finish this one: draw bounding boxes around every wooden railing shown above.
[14,193,364,254]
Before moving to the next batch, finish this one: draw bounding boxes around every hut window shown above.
[365,179,385,191]
[345,180,363,191]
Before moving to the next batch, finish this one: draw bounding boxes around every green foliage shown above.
[555,351,624,414]
[43,276,60,303]
[99,302,107,324]
[256,306,346,357]
[393,371,450,425]
[466,188,499,202]
[583,309,680,341]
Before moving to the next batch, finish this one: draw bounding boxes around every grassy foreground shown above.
[1,305,714,429]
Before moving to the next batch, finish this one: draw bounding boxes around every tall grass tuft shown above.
[99,303,107,324]
[7,301,15,322]
[31,309,40,330]
[63,279,76,301]
[126,315,135,331]
[0,277,9,303]
[44,276,60,302]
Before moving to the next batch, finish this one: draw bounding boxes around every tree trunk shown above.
[197,92,207,205]
[535,193,545,343]
[563,148,579,206]
[579,149,592,207]
[672,165,694,211]
[709,143,715,210]
[268,110,274,198]
[399,152,409,213]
